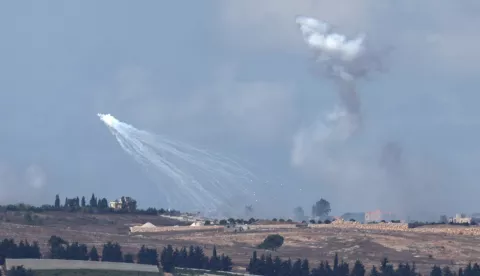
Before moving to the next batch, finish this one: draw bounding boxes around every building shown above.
[449,214,472,224]
[108,196,137,211]
[109,199,122,210]
[365,210,397,223]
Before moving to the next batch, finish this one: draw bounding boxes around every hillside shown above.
[1,211,480,274]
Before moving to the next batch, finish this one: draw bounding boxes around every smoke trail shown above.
[97,113,258,214]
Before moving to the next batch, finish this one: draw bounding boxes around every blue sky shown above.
[1,1,479,219]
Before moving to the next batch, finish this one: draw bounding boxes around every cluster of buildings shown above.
[343,210,480,225]
[108,197,136,210]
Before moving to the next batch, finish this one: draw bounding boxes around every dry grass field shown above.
[1,211,480,274]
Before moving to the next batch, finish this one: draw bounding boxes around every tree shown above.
[65,242,88,260]
[351,260,366,276]
[301,259,310,276]
[258,234,284,251]
[442,266,454,276]
[124,253,134,263]
[137,245,158,265]
[81,196,86,208]
[247,251,262,275]
[311,198,331,218]
[292,259,302,276]
[370,266,380,276]
[48,235,68,259]
[89,246,99,261]
[431,265,442,276]
[220,254,233,272]
[89,193,97,208]
[160,245,175,272]
[54,195,60,209]
[380,258,394,276]
[208,246,221,271]
[293,207,305,222]
[101,242,123,262]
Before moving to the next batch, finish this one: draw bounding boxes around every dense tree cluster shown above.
[247,252,480,276]
[0,236,233,275]
[160,245,232,273]
[0,239,41,259]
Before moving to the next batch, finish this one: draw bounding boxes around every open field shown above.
[1,211,480,274]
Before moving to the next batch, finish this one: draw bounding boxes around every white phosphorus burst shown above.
[98,113,118,127]
[97,113,258,214]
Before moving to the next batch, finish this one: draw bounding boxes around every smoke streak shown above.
[98,113,259,215]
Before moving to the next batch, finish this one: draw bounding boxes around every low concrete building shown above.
[449,214,472,224]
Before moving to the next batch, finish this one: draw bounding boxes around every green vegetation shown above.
[257,234,284,251]
[247,252,480,276]
[0,193,181,217]
[0,237,232,275]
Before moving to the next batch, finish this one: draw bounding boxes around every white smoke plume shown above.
[292,16,389,166]
[98,113,260,215]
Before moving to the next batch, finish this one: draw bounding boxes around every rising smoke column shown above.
[292,16,389,166]
[97,113,258,215]
[295,15,387,135]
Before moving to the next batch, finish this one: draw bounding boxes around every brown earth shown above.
[1,211,480,274]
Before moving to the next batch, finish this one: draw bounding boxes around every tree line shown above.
[0,193,181,217]
[0,236,232,273]
[248,252,480,276]
[160,245,232,272]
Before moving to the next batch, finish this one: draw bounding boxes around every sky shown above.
[1,0,480,219]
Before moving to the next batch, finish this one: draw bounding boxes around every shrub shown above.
[258,234,284,251]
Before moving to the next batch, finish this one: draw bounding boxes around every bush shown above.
[258,234,284,251]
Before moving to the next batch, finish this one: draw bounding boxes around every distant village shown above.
[107,197,480,226]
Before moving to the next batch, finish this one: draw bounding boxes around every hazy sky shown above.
[1,1,480,219]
